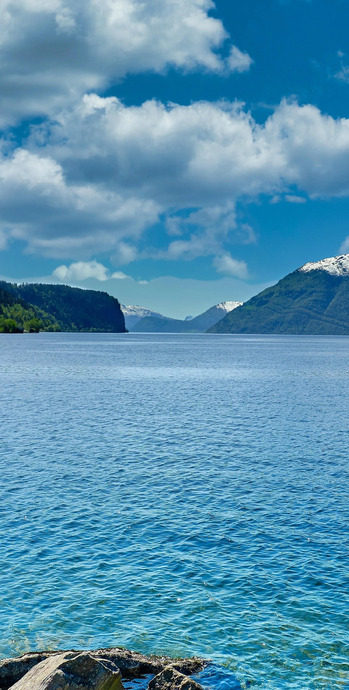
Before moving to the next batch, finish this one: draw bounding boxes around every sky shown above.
[1,0,349,318]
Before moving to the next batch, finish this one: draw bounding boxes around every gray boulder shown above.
[9,652,123,690]
[0,652,57,689]
[0,648,206,689]
[93,649,205,679]
[148,666,204,690]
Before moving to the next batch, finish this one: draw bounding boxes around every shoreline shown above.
[0,646,208,690]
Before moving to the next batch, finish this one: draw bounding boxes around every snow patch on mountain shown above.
[121,304,165,329]
[216,301,243,312]
[299,254,349,276]
[121,304,163,318]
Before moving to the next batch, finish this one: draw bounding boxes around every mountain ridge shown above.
[121,304,166,330]
[209,254,349,335]
[0,281,126,332]
[132,300,242,332]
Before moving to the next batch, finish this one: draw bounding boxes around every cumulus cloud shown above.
[52,261,133,282]
[0,0,241,126]
[263,101,349,197]
[0,145,160,257]
[2,97,349,270]
[213,253,249,279]
[53,260,110,281]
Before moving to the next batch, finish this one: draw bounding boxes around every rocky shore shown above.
[0,647,208,690]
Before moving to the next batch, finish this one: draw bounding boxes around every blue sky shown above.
[1,0,349,317]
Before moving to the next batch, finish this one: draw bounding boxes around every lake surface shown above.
[0,333,348,689]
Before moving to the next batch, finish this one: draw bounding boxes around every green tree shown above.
[25,317,42,332]
[0,317,21,333]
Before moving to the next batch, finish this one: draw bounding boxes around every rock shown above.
[0,648,207,690]
[168,660,205,677]
[92,649,205,679]
[148,666,204,690]
[9,652,123,690]
[0,652,57,689]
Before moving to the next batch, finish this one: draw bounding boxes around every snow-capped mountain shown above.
[121,304,165,330]
[299,254,349,276]
[131,300,243,332]
[216,301,243,313]
[211,253,349,335]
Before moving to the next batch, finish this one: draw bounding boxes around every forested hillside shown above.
[210,267,349,335]
[0,282,126,333]
[0,285,59,332]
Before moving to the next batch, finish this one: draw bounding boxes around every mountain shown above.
[0,282,126,332]
[209,254,349,335]
[132,301,242,332]
[121,304,165,330]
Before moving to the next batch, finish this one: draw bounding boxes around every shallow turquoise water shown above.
[0,333,348,689]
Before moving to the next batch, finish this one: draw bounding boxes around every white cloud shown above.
[0,145,160,257]
[112,242,139,265]
[285,194,306,203]
[52,260,110,281]
[0,0,239,126]
[213,253,249,279]
[52,261,136,282]
[111,271,129,280]
[159,203,240,260]
[227,46,253,73]
[3,97,349,269]
[264,100,349,197]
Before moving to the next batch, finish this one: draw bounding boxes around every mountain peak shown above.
[217,301,243,312]
[298,254,349,277]
[121,304,162,317]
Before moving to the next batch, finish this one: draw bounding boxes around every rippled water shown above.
[0,333,348,689]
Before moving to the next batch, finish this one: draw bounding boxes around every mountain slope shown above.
[131,315,194,333]
[0,283,59,331]
[190,301,242,331]
[121,304,165,330]
[209,254,349,335]
[0,282,126,332]
[132,301,242,332]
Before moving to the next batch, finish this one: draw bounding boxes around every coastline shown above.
[0,647,208,690]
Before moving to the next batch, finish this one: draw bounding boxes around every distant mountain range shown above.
[210,254,349,335]
[0,281,126,333]
[3,253,349,336]
[130,301,242,332]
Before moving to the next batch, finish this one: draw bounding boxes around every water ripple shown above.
[0,333,348,689]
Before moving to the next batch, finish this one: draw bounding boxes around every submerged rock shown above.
[148,666,203,690]
[0,647,207,690]
[9,652,123,690]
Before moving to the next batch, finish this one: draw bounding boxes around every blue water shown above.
[0,333,348,689]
